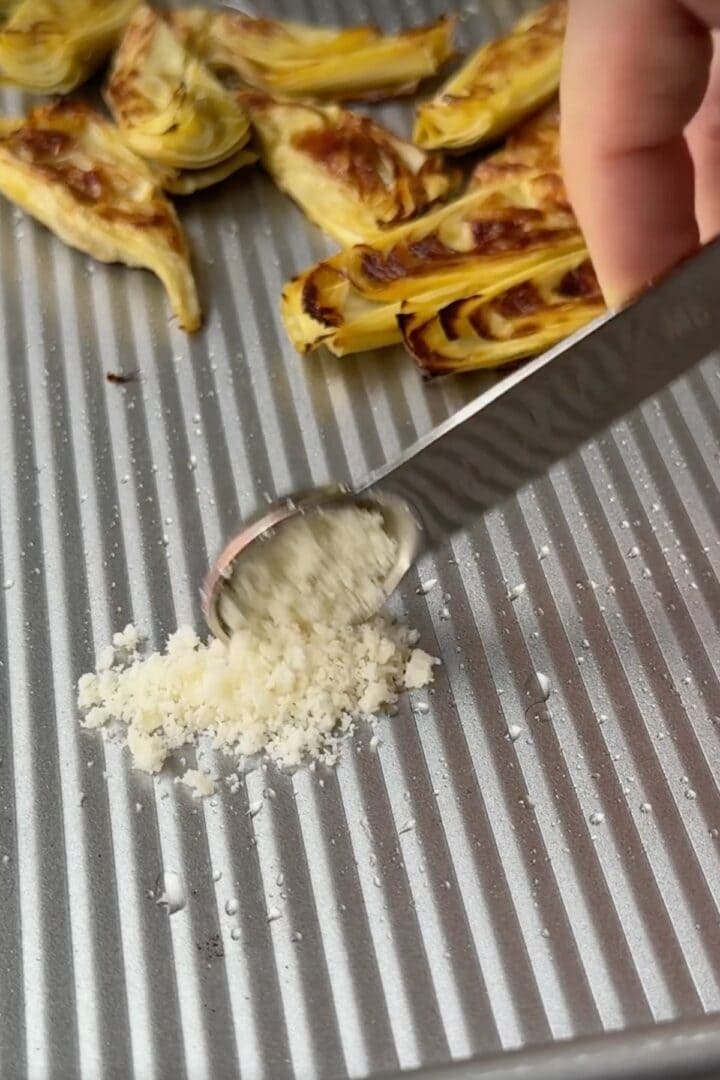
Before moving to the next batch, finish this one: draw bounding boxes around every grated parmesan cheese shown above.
[219,506,398,631]
[79,618,437,773]
[112,624,142,653]
[404,649,438,689]
[179,769,216,799]
[78,504,438,779]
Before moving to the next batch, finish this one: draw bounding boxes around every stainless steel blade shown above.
[361,238,720,549]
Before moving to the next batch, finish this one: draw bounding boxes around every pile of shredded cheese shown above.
[78,505,437,776]
[79,620,436,772]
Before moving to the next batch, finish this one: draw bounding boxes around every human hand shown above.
[561,0,720,307]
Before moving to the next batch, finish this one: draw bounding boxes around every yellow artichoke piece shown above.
[472,99,561,187]
[337,165,579,301]
[414,1,566,151]
[282,260,412,356]
[246,94,459,247]
[0,101,201,331]
[400,250,605,376]
[105,5,251,171]
[170,9,454,101]
[0,0,139,93]
[169,10,378,68]
[281,167,583,356]
[162,147,258,197]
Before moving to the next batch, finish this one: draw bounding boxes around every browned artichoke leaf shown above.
[414,1,566,151]
[105,5,251,171]
[162,148,258,196]
[247,94,459,246]
[471,99,561,191]
[169,9,378,72]
[281,167,584,357]
[341,165,579,300]
[400,250,604,376]
[0,101,201,331]
[0,0,139,93]
[170,9,454,101]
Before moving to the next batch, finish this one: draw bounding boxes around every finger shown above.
[561,0,712,306]
[686,31,720,241]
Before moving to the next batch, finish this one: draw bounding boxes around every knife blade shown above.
[359,238,720,549]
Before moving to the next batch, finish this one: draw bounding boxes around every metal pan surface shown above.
[0,2,719,1078]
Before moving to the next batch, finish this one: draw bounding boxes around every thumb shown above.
[561,0,712,307]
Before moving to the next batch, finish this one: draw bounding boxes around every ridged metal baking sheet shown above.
[1,1,720,1078]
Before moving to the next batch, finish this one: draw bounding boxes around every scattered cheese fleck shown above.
[96,646,116,672]
[180,769,216,799]
[404,649,438,689]
[112,624,141,653]
[417,578,438,595]
[507,582,527,601]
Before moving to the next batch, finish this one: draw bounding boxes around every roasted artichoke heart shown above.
[281,167,583,356]
[0,0,139,93]
[414,1,566,150]
[337,166,578,301]
[472,99,561,187]
[169,9,454,101]
[400,251,604,376]
[105,5,251,171]
[246,95,459,246]
[0,101,200,331]
[161,147,259,196]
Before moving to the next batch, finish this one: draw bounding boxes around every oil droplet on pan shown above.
[524,672,552,722]
[524,672,551,704]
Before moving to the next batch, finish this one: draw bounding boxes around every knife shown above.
[361,239,719,547]
[204,239,720,639]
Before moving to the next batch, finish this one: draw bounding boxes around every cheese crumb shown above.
[404,649,439,689]
[112,624,142,653]
[180,769,216,799]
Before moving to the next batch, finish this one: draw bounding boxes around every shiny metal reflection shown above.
[202,486,422,642]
